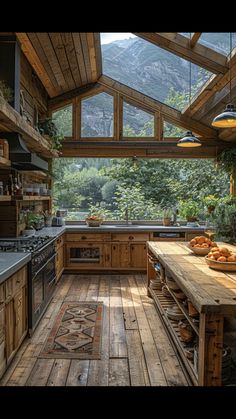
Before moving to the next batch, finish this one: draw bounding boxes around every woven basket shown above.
[85,219,102,227]
[205,256,236,271]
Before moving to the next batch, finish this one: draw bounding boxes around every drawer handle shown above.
[81,236,87,240]
[129,236,134,240]
[16,280,21,284]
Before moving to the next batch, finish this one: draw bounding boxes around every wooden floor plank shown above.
[1,273,188,387]
[126,330,150,386]
[47,359,71,386]
[109,276,128,358]
[26,359,54,386]
[109,359,130,386]
[128,275,167,386]
[120,276,138,330]
[136,274,189,386]
[66,360,90,386]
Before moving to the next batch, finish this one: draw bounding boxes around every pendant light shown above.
[212,32,236,128]
[177,33,202,147]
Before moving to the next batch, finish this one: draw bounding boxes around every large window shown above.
[81,92,114,137]
[52,104,73,137]
[52,158,229,222]
[123,101,154,137]
[101,33,212,111]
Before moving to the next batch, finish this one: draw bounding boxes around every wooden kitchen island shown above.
[147,241,236,386]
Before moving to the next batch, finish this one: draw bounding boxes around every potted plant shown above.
[202,195,219,214]
[0,80,13,103]
[37,117,64,150]
[179,199,200,223]
[217,147,236,175]
[23,212,36,236]
[163,208,172,226]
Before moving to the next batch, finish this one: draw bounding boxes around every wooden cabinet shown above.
[0,265,28,378]
[147,241,236,386]
[110,234,148,269]
[55,234,64,282]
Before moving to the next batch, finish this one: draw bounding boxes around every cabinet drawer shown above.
[5,266,27,300]
[66,233,110,242]
[111,233,149,242]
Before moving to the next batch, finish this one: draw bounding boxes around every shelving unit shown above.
[0,157,11,167]
[12,196,51,201]
[147,241,236,386]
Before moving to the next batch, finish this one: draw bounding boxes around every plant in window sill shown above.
[0,80,13,103]
[37,118,64,150]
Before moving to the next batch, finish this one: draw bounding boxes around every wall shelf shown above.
[0,96,59,158]
[12,196,51,201]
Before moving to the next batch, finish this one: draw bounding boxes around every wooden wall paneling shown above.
[80,33,92,82]
[49,33,76,91]
[86,33,98,82]
[72,33,88,85]
[94,32,102,77]
[16,33,58,98]
[35,33,68,92]
[60,33,82,87]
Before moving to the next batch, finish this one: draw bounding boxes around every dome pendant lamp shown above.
[212,32,236,128]
[177,33,202,147]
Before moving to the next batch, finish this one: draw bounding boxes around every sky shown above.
[100,33,136,45]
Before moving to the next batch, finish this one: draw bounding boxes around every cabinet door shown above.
[56,244,64,281]
[0,304,6,379]
[14,287,27,349]
[5,299,14,361]
[130,243,147,268]
[111,243,130,268]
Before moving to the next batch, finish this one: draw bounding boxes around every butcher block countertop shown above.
[147,241,236,315]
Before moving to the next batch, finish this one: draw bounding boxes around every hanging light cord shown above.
[229,32,232,103]
[189,32,191,108]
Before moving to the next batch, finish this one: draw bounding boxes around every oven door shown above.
[44,253,56,298]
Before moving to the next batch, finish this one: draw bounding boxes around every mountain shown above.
[82,36,212,137]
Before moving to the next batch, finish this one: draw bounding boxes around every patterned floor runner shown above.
[40,302,103,359]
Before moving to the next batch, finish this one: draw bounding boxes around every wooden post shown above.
[198,313,224,386]
[0,35,21,112]
[230,169,236,196]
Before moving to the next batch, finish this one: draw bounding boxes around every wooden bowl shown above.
[85,219,102,227]
[205,256,236,271]
[188,244,211,256]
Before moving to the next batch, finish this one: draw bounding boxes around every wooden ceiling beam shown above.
[183,48,236,118]
[16,32,58,97]
[98,75,217,138]
[48,82,100,110]
[133,32,227,74]
[190,33,202,48]
[61,139,229,159]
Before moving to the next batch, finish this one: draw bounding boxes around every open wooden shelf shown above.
[12,195,51,201]
[0,195,11,201]
[0,156,11,167]
[149,286,198,386]
[0,96,59,158]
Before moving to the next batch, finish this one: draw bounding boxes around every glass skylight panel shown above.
[101,33,212,111]
[199,33,236,55]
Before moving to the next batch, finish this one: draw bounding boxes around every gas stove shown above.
[0,235,53,253]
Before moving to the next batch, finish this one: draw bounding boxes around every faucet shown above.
[172,208,179,226]
[124,204,130,225]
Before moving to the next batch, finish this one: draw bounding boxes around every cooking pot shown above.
[51,216,65,227]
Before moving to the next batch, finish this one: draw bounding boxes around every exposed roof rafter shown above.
[133,32,227,74]
[190,33,202,48]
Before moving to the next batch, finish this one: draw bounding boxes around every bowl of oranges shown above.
[85,215,103,227]
[188,236,216,256]
[205,246,236,271]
